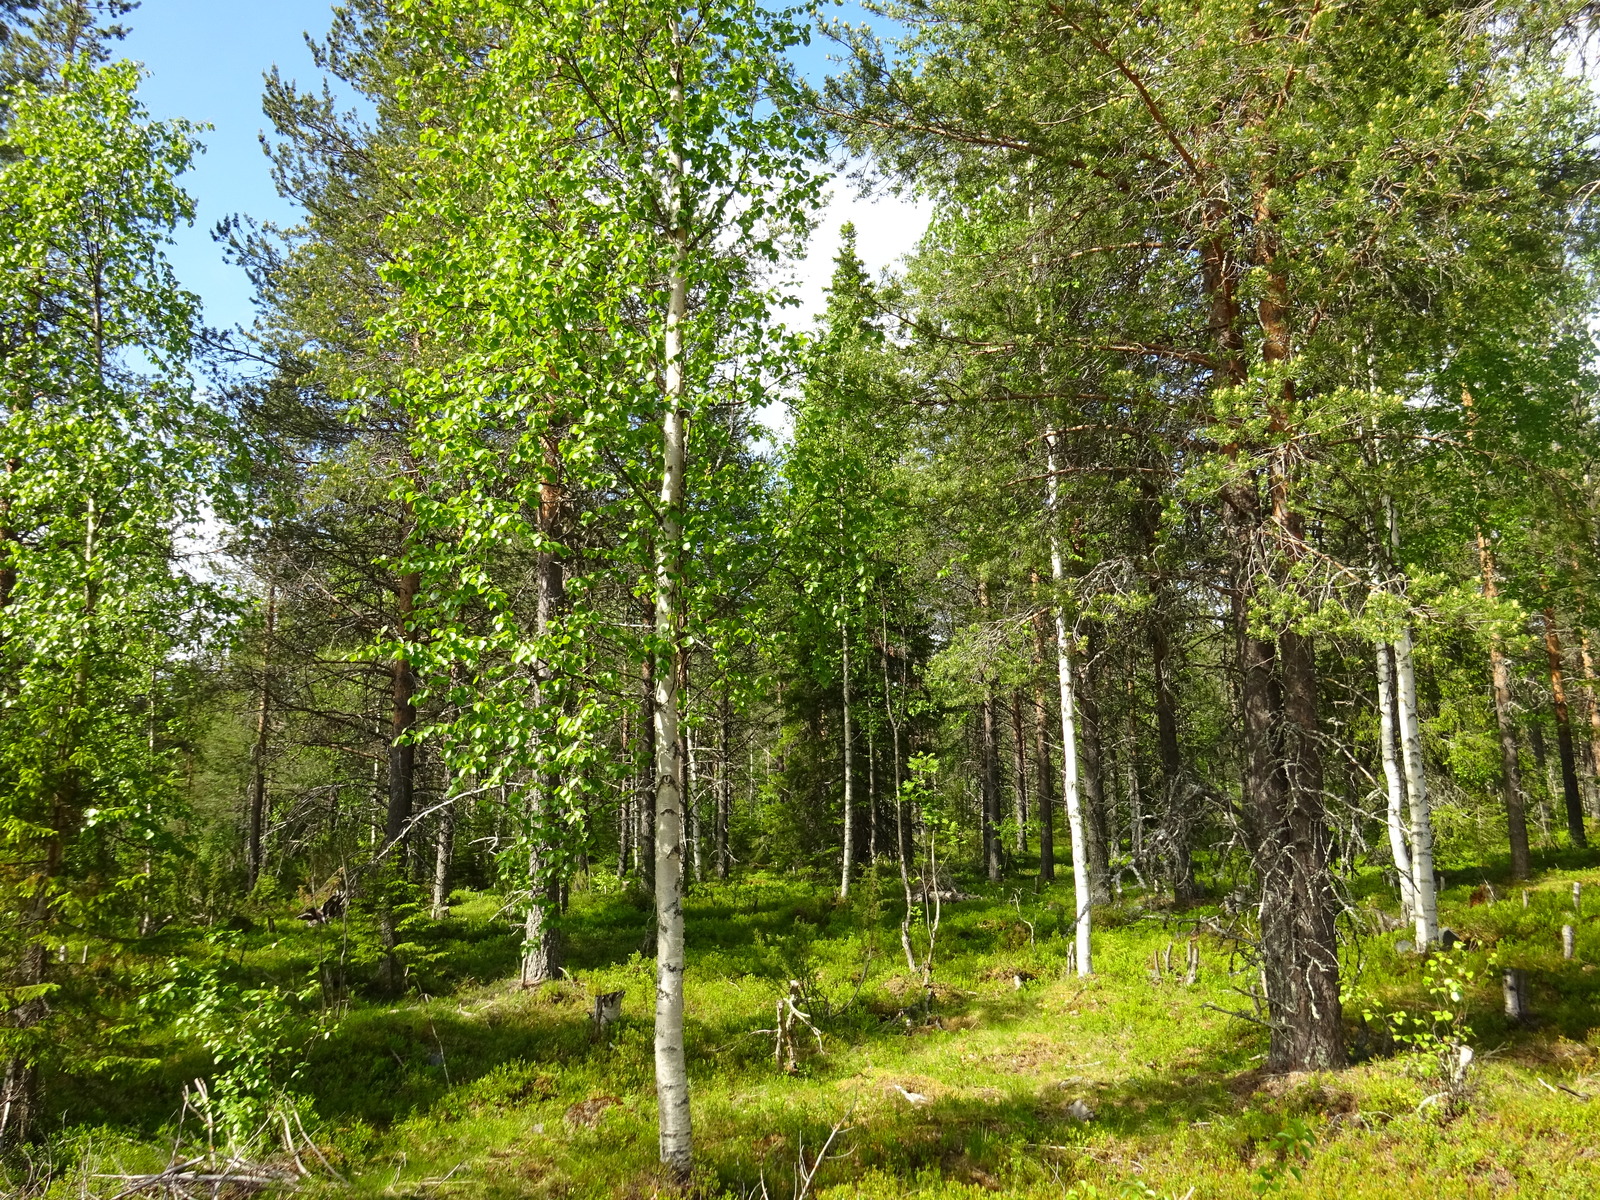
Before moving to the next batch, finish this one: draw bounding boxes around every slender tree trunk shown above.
[384,571,420,848]
[1044,433,1092,975]
[716,685,731,880]
[1545,607,1588,848]
[432,786,456,920]
[1149,615,1197,903]
[1478,535,1531,877]
[1030,610,1056,883]
[976,579,1002,882]
[1076,638,1111,902]
[840,622,855,897]
[687,727,702,885]
[1530,719,1557,842]
[1010,690,1029,856]
[246,580,277,890]
[882,606,908,890]
[619,708,634,875]
[1580,631,1600,818]
[1393,624,1439,945]
[1381,498,1438,944]
[654,58,692,1173]
[1376,645,1416,920]
[521,431,568,986]
[867,721,878,864]
[980,688,1002,881]
[640,650,656,888]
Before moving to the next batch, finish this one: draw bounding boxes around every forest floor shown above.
[27,853,1600,1199]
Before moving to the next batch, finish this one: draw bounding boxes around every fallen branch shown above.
[1201,1002,1272,1029]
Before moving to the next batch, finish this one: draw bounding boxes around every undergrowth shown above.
[8,857,1600,1198]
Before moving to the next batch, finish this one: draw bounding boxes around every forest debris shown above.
[1536,1076,1590,1101]
[563,1094,622,1128]
[775,979,825,1072]
[590,989,624,1038]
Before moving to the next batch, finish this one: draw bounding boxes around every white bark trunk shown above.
[1045,431,1092,977]
[653,35,691,1178]
[1386,497,1438,948]
[1376,644,1416,921]
[687,726,701,885]
[1395,624,1439,947]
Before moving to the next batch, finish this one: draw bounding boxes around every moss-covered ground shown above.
[22,854,1600,1198]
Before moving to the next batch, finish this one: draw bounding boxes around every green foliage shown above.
[142,932,325,1145]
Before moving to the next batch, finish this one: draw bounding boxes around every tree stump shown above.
[1502,968,1529,1024]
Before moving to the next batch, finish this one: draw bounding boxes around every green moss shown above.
[15,862,1600,1197]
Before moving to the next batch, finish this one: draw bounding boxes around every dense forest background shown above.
[7,0,1600,1195]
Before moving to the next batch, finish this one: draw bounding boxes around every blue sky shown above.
[121,1,344,334]
[117,2,926,337]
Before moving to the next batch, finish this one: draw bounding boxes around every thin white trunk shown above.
[653,32,691,1178]
[1376,644,1416,921]
[1387,497,1438,947]
[1395,624,1439,946]
[841,622,854,898]
[1045,431,1092,977]
[688,727,701,884]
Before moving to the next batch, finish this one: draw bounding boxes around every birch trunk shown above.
[1376,644,1416,921]
[1045,430,1092,976]
[653,42,692,1173]
[1393,626,1438,946]
[687,727,702,885]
